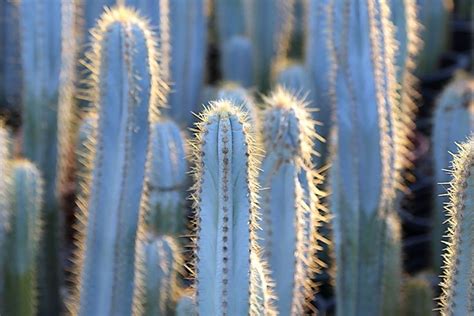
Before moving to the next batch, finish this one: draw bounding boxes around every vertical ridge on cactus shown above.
[274,61,313,97]
[4,159,44,316]
[69,6,167,315]
[402,277,434,316]
[439,136,474,316]
[259,86,325,315]
[190,101,276,315]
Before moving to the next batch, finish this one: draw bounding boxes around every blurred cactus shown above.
[167,0,207,126]
[275,62,312,95]
[69,7,167,315]
[133,234,183,316]
[221,36,254,88]
[190,101,276,315]
[176,295,197,316]
[216,82,259,126]
[438,136,473,316]
[259,87,324,315]
[4,160,43,316]
[432,72,473,272]
[415,0,453,76]
[147,120,187,235]
[328,0,402,315]
[75,113,98,192]
[216,0,245,43]
[402,278,434,316]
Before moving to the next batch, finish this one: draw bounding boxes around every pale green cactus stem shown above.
[147,119,188,235]
[4,159,44,316]
[439,136,474,316]
[69,6,167,315]
[190,101,276,315]
[402,277,434,316]
[259,86,324,315]
[133,234,183,316]
[432,72,473,272]
[328,0,401,315]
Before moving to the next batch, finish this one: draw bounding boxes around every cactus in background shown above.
[4,160,43,316]
[439,136,473,316]
[415,0,453,76]
[216,0,245,43]
[167,0,207,126]
[244,0,295,91]
[221,36,254,88]
[432,72,474,272]
[216,82,258,126]
[402,278,434,316]
[176,295,197,316]
[190,101,276,315]
[275,61,312,95]
[74,113,98,192]
[328,0,401,315]
[133,234,183,316]
[69,7,167,315]
[259,87,323,315]
[147,119,187,235]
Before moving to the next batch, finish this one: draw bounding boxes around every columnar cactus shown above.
[4,160,43,316]
[221,36,254,88]
[432,73,474,271]
[259,87,324,315]
[69,7,167,315]
[190,101,276,315]
[402,278,434,316]
[147,120,187,235]
[176,295,197,316]
[439,136,474,316]
[167,0,207,125]
[216,82,258,126]
[275,62,312,95]
[133,234,183,316]
[382,214,402,316]
[75,113,98,191]
[328,1,401,315]
[216,0,245,44]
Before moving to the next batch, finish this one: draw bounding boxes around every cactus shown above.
[147,119,188,235]
[216,0,245,43]
[167,0,207,126]
[432,72,474,272]
[133,234,183,316]
[221,36,254,88]
[439,136,474,316]
[259,87,324,315]
[402,278,434,316]
[275,61,312,95]
[69,7,167,315]
[75,113,98,192]
[216,82,259,126]
[176,295,197,316]
[415,0,452,76]
[190,101,276,315]
[244,0,295,91]
[328,0,402,315]
[4,159,43,316]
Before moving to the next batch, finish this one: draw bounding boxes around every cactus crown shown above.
[439,136,474,315]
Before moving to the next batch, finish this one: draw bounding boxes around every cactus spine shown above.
[147,120,187,235]
[4,160,43,316]
[432,73,474,271]
[216,82,259,127]
[328,1,401,315]
[176,295,197,316]
[402,278,434,316]
[439,136,474,316]
[191,101,276,315]
[69,7,167,315]
[259,87,323,315]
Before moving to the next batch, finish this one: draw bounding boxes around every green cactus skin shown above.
[190,101,276,315]
[4,159,44,316]
[244,0,295,92]
[175,295,197,316]
[402,278,434,316]
[167,0,207,126]
[328,0,401,315]
[415,0,452,76]
[432,73,474,272]
[259,87,324,315]
[216,82,259,127]
[133,234,183,316]
[69,7,167,315]
[221,36,254,88]
[439,137,474,316]
[147,120,188,235]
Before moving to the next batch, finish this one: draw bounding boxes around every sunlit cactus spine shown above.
[439,136,474,316]
[216,82,259,127]
[328,0,401,315]
[402,278,434,316]
[167,0,207,125]
[432,72,474,272]
[221,36,254,88]
[4,159,43,316]
[69,6,167,315]
[74,113,98,192]
[133,234,183,316]
[259,87,324,315]
[190,101,276,315]
[147,119,187,235]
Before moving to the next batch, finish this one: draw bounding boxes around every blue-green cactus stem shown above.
[382,214,402,316]
[402,277,434,316]
[221,36,254,88]
[175,295,197,316]
[216,82,258,127]
[275,62,313,96]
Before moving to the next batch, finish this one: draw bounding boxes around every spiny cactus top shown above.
[190,101,276,315]
[70,6,166,316]
[216,82,259,127]
[439,136,474,316]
